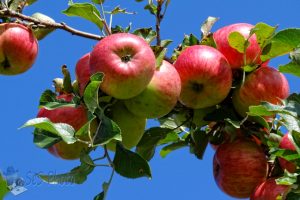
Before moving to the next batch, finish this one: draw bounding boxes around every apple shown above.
[89,33,156,99]
[37,94,89,160]
[75,53,91,96]
[124,60,181,118]
[279,134,297,173]
[174,45,232,109]
[250,178,290,200]
[0,23,38,75]
[106,101,146,151]
[213,23,264,69]
[213,139,268,198]
[233,66,290,117]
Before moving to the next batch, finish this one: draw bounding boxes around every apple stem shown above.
[0,8,103,41]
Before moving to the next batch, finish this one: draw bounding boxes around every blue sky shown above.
[1,0,300,199]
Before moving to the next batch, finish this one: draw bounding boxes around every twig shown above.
[0,8,103,40]
[155,1,163,46]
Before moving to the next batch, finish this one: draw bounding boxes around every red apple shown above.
[233,66,289,117]
[213,23,264,69]
[279,134,297,173]
[250,178,290,200]
[37,94,89,160]
[75,53,91,96]
[213,139,268,198]
[0,23,38,75]
[124,60,181,118]
[89,33,156,99]
[174,45,232,109]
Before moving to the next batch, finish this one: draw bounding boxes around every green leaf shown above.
[113,143,152,179]
[270,148,300,161]
[83,73,104,113]
[291,131,300,153]
[94,192,105,200]
[160,39,172,48]
[27,0,38,5]
[172,34,199,60]
[8,0,25,11]
[33,128,61,148]
[39,90,57,106]
[160,141,188,158]
[250,22,277,49]
[62,2,104,30]
[228,31,247,53]
[62,65,73,94]
[248,105,274,116]
[92,114,122,146]
[75,113,96,137]
[285,192,300,200]
[21,118,76,144]
[190,129,209,160]
[39,153,94,184]
[279,62,300,77]
[151,46,167,68]
[42,102,76,110]
[111,24,131,34]
[133,28,157,43]
[105,6,135,15]
[0,174,9,200]
[201,16,219,38]
[91,0,105,4]
[136,127,173,161]
[276,170,299,185]
[261,28,300,61]
[144,3,157,15]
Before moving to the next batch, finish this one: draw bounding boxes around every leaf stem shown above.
[0,8,103,40]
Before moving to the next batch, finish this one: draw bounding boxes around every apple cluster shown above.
[33,22,293,199]
[0,23,38,75]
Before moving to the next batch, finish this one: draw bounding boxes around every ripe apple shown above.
[250,178,290,200]
[106,101,146,151]
[37,94,89,160]
[213,23,264,69]
[233,66,290,117]
[0,23,38,75]
[279,134,297,173]
[75,53,91,96]
[89,33,156,99]
[124,60,181,118]
[174,45,232,109]
[213,139,268,198]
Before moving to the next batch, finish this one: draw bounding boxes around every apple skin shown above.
[233,66,289,117]
[213,23,264,69]
[0,23,38,75]
[89,33,156,99]
[279,134,297,173]
[106,101,146,151]
[213,139,268,198]
[37,94,89,160]
[174,45,232,109]
[124,60,181,118]
[250,178,290,200]
[75,53,91,96]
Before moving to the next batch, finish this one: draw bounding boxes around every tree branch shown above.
[0,8,103,40]
[155,2,163,46]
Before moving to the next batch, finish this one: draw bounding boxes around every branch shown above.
[155,1,163,46]
[0,8,103,40]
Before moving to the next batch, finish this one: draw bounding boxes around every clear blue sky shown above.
[1,0,300,199]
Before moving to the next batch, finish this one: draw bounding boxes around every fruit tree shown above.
[2,0,300,200]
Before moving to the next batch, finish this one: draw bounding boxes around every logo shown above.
[1,166,27,196]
